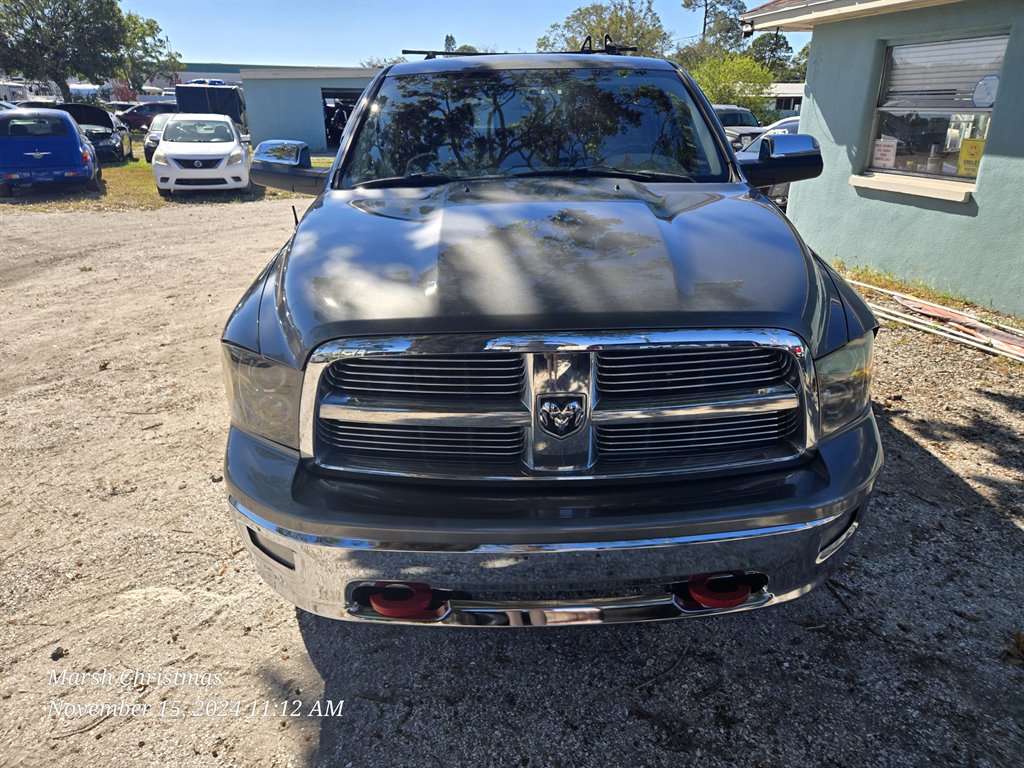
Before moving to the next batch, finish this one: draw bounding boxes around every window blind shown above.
[881,35,1009,110]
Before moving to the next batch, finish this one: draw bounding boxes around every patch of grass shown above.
[0,157,311,213]
[831,260,972,309]
[832,259,1024,331]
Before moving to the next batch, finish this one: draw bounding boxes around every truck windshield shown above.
[342,67,727,186]
[718,110,759,127]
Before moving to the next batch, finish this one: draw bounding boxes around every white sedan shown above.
[152,114,250,196]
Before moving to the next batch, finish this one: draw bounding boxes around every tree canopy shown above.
[0,0,126,101]
[536,0,674,58]
[118,12,181,94]
[748,32,793,79]
[690,54,774,117]
[0,0,182,101]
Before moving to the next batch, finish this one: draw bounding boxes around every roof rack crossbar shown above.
[401,35,638,61]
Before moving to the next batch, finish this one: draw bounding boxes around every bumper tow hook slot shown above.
[368,582,436,620]
[687,574,752,609]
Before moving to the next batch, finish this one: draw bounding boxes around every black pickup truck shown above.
[222,51,882,627]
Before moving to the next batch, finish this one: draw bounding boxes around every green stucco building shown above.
[742,0,1024,316]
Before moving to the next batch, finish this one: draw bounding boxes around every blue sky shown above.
[119,0,808,67]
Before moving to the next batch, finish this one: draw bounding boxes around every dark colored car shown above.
[142,111,175,163]
[16,100,61,108]
[224,53,882,628]
[53,103,133,162]
[118,101,176,131]
[713,104,765,150]
[0,109,100,196]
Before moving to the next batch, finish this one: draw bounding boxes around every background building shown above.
[743,0,1023,316]
[240,67,378,150]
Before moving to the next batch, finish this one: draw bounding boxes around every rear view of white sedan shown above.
[152,114,250,196]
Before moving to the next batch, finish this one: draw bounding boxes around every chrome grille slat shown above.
[597,373,784,393]
[599,361,779,376]
[598,353,777,367]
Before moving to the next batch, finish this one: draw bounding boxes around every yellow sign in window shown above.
[957,139,984,178]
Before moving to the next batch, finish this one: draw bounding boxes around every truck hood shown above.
[268,178,831,365]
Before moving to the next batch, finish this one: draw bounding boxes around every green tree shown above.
[691,54,773,116]
[789,42,810,81]
[0,0,127,101]
[118,12,181,94]
[680,0,746,45]
[536,0,674,57]
[359,55,409,68]
[747,32,792,79]
[444,34,456,53]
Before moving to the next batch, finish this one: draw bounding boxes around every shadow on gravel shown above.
[160,186,270,205]
[293,409,1023,768]
[0,178,107,205]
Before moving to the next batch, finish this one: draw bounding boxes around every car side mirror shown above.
[250,140,329,195]
[738,133,823,189]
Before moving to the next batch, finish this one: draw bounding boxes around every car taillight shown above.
[82,150,90,163]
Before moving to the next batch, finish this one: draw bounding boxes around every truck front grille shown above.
[597,410,802,459]
[324,353,524,402]
[304,331,813,481]
[319,421,525,463]
[596,348,791,401]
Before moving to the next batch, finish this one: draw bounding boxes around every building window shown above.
[869,35,1008,181]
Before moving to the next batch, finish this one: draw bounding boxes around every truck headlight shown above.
[228,147,244,165]
[816,332,874,437]
[222,344,302,449]
[152,148,168,165]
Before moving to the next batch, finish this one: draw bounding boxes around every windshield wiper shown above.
[508,166,694,183]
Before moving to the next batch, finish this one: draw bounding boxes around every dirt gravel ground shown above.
[1,198,1021,768]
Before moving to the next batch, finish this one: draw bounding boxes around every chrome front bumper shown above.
[230,497,863,626]
[225,412,881,627]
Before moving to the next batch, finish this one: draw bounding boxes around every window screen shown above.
[869,35,1008,180]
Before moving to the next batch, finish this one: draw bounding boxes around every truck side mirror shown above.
[738,133,823,189]
[250,140,329,195]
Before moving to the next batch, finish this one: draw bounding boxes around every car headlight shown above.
[110,134,121,145]
[152,148,168,165]
[222,344,302,449]
[227,146,244,165]
[816,332,874,437]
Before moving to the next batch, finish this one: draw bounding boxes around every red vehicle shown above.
[118,102,176,131]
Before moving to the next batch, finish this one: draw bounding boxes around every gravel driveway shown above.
[1,199,1021,768]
